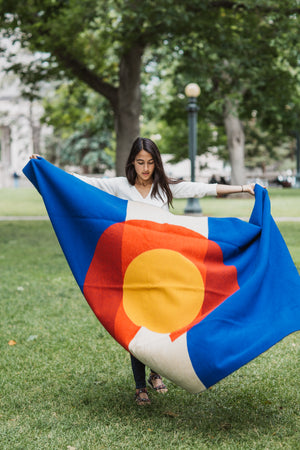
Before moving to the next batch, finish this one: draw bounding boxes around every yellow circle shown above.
[123,249,204,334]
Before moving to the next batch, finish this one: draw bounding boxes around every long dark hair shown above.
[125,137,175,207]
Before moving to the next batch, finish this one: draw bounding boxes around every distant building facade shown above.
[0,37,50,188]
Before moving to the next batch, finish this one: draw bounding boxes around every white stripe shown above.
[125,201,208,237]
[129,328,206,393]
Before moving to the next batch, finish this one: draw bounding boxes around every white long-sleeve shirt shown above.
[73,174,217,210]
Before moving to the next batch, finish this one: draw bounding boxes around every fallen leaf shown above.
[163,411,179,418]
[220,422,231,430]
[8,340,17,346]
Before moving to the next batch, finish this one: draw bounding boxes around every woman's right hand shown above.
[29,154,41,159]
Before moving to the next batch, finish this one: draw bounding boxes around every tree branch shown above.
[53,48,118,111]
[191,1,300,14]
[215,1,300,14]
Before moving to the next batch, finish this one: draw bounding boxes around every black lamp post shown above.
[184,83,202,214]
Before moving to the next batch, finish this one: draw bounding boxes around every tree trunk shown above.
[223,98,245,185]
[53,43,144,176]
[29,102,41,155]
[115,43,144,176]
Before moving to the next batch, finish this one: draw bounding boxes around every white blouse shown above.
[73,174,217,211]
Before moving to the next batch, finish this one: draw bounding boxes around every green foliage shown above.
[1,0,300,170]
[146,1,300,164]
[244,122,295,171]
[0,0,199,89]
[42,81,115,172]
[59,130,114,173]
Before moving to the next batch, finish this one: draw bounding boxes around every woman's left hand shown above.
[216,182,265,197]
[242,183,256,196]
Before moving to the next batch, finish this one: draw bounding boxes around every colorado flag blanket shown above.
[23,158,300,393]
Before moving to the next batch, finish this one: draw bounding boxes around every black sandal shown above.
[135,388,151,405]
[148,373,168,393]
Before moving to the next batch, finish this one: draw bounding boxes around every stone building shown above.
[0,37,49,188]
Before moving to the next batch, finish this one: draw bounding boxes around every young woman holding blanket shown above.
[31,136,255,405]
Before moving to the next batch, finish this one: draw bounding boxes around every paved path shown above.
[0,216,49,221]
[1,216,300,222]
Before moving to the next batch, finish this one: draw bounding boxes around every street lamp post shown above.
[184,83,202,214]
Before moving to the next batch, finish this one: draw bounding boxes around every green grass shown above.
[0,187,47,216]
[0,220,299,449]
[278,222,300,271]
[0,187,299,218]
[1,186,299,448]
[171,188,300,218]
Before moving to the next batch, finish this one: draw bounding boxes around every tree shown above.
[0,0,198,174]
[41,81,114,172]
[1,0,300,180]
[153,2,300,183]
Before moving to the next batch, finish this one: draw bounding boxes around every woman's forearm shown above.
[216,183,255,196]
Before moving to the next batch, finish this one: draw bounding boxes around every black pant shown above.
[130,354,154,389]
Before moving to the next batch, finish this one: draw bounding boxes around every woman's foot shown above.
[148,372,168,394]
[135,388,151,405]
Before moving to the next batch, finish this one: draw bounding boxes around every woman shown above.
[31,137,255,405]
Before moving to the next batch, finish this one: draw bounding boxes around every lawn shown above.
[0,220,299,449]
[0,185,300,218]
[0,186,299,449]
[0,187,47,217]
[171,187,300,218]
